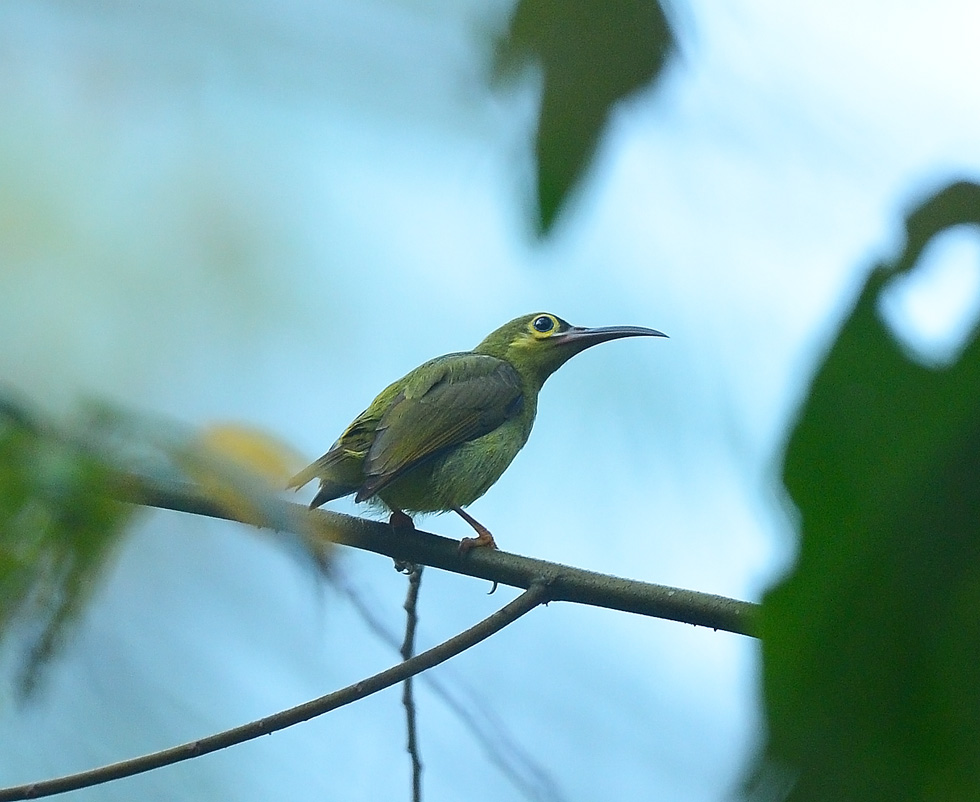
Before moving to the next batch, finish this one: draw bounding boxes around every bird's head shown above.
[474,312,667,388]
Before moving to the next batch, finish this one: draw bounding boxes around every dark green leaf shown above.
[750,180,980,801]
[496,0,674,234]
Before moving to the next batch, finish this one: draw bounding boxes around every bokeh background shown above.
[2,1,979,800]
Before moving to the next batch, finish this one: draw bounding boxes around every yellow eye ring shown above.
[530,314,558,338]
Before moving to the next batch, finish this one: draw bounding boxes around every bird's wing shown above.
[356,354,524,501]
[285,411,379,491]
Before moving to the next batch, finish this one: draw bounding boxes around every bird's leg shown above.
[453,507,498,553]
[389,508,415,530]
[388,508,417,574]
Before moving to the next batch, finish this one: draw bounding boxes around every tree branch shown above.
[400,564,424,802]
[115,474,760,637]
[0,583,549,801]
[333,571,566,800]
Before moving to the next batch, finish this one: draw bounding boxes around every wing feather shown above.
[356,354,523,501]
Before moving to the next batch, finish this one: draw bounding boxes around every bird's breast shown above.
[376,416,531,513]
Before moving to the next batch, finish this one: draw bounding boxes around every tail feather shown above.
[287,445,348,490]
[286,462,322,491]
[288,451,359,509]
[309,480,357,509]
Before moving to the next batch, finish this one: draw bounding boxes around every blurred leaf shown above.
[496,0,674,234]
[750,180,980,801]
[0,396,134,695]
[180,422,314,533]
[197,423,306,485]
[0,398,329,696]
[84,407,328,560]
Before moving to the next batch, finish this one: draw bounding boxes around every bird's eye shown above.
[532,315,555,334]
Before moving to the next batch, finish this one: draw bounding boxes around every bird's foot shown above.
[453,507,498,554]
[458,531,498,553]
[389,509,415,530]
[453,507,499,593]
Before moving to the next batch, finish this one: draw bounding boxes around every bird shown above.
[288,312,666,551]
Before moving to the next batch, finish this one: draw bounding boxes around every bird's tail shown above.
[308,480,357,509]
[287,451,358,509]
[286,462,321,491]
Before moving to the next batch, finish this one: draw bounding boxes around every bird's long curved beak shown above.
[552,324,668,352]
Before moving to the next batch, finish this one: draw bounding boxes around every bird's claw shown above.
[457,531,497,554]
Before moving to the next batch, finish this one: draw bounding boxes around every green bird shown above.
[288,312,666,550]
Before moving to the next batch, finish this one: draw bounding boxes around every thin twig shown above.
[334,572,566,802]
[401,564,424,802]
[0,583,550,802]
[115,474,760,637]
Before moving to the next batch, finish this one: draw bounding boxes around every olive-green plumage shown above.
[288,312,665,548]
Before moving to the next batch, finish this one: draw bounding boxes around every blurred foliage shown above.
[0,397,317,696]
[197,424,305,486]
[750,181,980,801]
[496,0,675,234]
[0,396,134,696]
[182,422,308,529]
